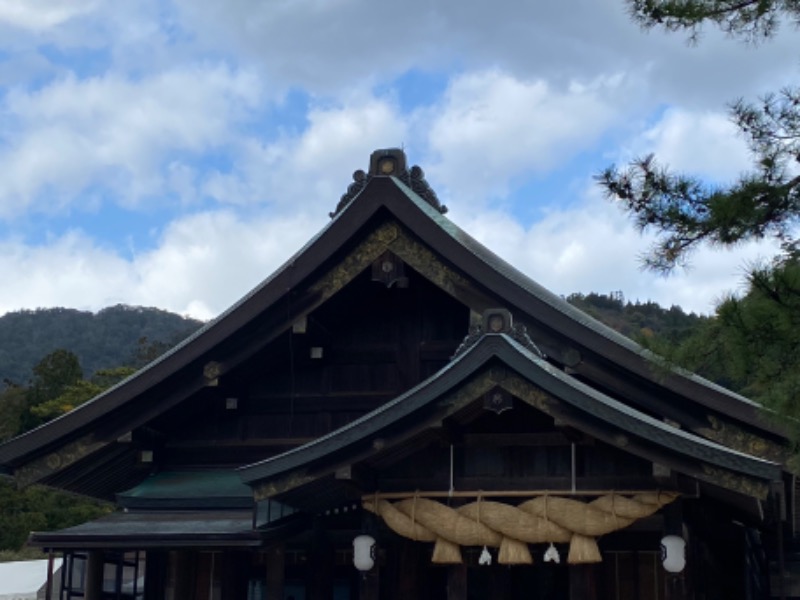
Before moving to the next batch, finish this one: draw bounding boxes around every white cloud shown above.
[203,97,408,213]
[0,174,781,323]
[0,210,321,320]
[0,231,133,316]
[0,65,264,216]
[0,0,98,32]
[172,0,447,92]
[0,76,408,218]
[172,0,798,105]
[0,0,795,323]
[132,210,319,319]
[621,108,752,183]
[453,185,779,315]
[422,70,625,205]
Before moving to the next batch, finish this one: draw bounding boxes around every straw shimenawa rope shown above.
[363,492,677,565]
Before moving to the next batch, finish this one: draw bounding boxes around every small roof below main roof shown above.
[28,508,309,550]
[117,470,253,510]
[239,330,780,509]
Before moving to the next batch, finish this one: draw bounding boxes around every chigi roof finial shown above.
[451,309,545,360]
[329,148,447,218]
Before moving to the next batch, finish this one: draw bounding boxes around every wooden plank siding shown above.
[148,267,469,470]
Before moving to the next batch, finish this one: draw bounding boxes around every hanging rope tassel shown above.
[363,492,677,565]
[477,496,493,566]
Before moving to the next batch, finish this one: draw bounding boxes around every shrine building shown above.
[0,149,795,600]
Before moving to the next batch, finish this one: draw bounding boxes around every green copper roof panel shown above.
[118,470,252,509]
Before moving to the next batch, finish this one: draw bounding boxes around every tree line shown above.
[600,0,800,442]
[0,307,202,557]
[0,304,202,387]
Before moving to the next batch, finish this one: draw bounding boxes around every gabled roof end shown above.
[330,148,447,218]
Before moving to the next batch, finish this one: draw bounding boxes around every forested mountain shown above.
[565,291,709,344]
[0,305,203,386]
[0,295,703,389]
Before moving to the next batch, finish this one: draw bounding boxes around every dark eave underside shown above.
[239,334,780,488]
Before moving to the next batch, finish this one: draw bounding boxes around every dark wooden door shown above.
[467,564,569,600]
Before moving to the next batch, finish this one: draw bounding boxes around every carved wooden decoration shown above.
[330,149,447,217]
[484,387,513,415]
[371,251,408,288]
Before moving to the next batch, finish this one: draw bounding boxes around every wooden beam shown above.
[308,521,333,600]
[169,551,195,600]
[502,374,774,500]
[664,574,688,600]
[166,437,317,449]
[15,434,107,487]
[45,551,54,600]
[490,565,511,600]
[447,563,467,600]
[391,540,419,600]
[359,571,379,600]
[220,551,249,600]
[265,544,285,600]
[365,489,678,500]
[569,564,598,600]
[143,551,167,600]
[462,432,576,446]
[335,463,376,490]
[84,551,105,600]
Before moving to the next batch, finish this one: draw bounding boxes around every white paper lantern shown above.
[353,535,376,571]
[661,535,686,573]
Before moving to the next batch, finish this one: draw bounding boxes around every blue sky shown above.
[0,0,796,320]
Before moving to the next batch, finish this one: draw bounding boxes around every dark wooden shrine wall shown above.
[369,408,654,494]
[153,268,471,467]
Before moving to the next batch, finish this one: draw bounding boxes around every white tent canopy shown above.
[0,559,61,600]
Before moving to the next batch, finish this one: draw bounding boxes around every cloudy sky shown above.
[0,0,796,321]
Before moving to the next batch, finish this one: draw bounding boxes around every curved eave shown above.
[0,172,784,469]
[239,333,781,486]
[384,179,781,436]
[0,177,403,466]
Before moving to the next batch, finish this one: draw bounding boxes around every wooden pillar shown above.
[44,551,55,600]
[776,488,787,600]
[664,574,688,600]
[265,544,285,600]
[391,540,418,600]
[569,564,598,600]
[308,520,333,600]
[447,563,467,600]
[169,551,195,600]
[194,553,211,600]
[359,570,379,600]
[489,566,511,600]
[220,551,249,600]
[84,551,105,600]
[144,551,167,600]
